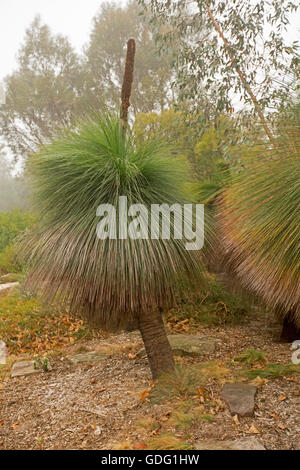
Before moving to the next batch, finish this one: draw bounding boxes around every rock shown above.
[69,352,108,363]
[195,437,265,450]
[0,282,19,292]
[168,335,219,355]
[221,382,257,417]
[11,360,40,378]
[137,335,219,358]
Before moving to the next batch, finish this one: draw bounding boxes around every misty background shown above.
[0,0,299,212]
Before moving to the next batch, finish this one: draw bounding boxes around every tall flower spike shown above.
[120,39,136,128]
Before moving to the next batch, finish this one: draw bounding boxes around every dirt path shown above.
[0,320,299,450]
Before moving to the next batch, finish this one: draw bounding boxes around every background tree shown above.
[139,0,300,139]
[0,147,29,211]
[0,16,88,159]
[85,0,172,115]
[134,108,253,193]
[134,109,199,162]
[1,2,174,162]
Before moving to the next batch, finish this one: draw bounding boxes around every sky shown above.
[0,0,120,82]
[0,0,299,83]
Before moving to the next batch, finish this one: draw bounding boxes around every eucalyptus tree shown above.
[0,16,88,160]
[86,0,172,115]
[1,2,174,163]
[139,0,299,140]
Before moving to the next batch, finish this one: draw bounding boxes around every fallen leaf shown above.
[193,387,206,402]
[139,390,150,404]
[10,423,20,431]
[270,410,280,421]
[233,414,240,426]
[250,376,268,387]
[160,416,169,422]
[246,425,260,434]
[133,442,147,450]
[277,423,288,430]
[284,376,298,382]
[278,394,287,402]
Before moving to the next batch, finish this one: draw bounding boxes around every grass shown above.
[196,361,230,381]
[232,349,267,366]
[150,364,205,404]
[169,408,194,431]
[228,349,300,380]
[136,417,160,433]
[150,361,230,404]
[146,434,194,450]
[0,288,101,356]
[166,277,257,329]
[0,272,23,284]
[241,363,300,380]
[0,356,17,381]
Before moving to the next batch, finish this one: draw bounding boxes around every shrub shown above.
[0,209,36,252]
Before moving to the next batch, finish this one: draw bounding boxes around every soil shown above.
[0,317,299,450]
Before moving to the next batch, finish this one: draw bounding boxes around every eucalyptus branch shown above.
[203,0,274,141]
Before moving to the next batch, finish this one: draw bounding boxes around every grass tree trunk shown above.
[280,311,300,342]
[139,311,175,379]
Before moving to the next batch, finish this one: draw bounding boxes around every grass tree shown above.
[218,110,300,340]
[23,113,204,378]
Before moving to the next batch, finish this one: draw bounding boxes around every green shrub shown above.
[0,209,36,252]
[0,243,24,274]
[167,277,256,327]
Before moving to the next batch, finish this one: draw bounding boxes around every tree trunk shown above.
[138,311,175,379]
[280,311,300,342]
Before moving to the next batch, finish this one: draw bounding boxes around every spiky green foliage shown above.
[24,114,203,331]
[219,112,300,326]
